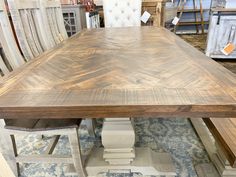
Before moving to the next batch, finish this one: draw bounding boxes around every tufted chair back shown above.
[103,0,141,28]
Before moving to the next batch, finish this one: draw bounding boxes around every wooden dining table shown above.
[0,26,236,176]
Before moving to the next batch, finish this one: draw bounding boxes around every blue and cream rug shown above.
[16,118,209,177]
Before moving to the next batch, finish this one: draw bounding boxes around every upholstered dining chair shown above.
[103,0,142,28]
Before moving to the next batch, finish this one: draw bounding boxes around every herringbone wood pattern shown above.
[0,27,236,119]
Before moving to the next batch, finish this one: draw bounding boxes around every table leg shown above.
[86,118,176,177]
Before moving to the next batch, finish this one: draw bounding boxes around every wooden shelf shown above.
[211,7,236,12]
[177,21,209,25]
[177,9,209,12]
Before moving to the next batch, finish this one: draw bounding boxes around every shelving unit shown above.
[174,0,210,34]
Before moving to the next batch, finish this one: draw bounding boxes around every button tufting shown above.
[104,0,141,28]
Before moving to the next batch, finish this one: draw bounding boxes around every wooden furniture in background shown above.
[174,0,208,34]
[142,0,169,27]
[0,27,236,176]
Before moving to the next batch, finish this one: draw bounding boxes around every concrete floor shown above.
[179,34,236,74]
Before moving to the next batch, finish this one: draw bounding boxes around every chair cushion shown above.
[103,0,142,28]
[4,119,82,131]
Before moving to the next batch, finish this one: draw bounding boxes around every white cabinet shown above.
[62,5,86,37]
[206,9,236,59]
[85,11,100,29]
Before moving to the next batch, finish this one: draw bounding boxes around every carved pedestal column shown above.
[102,118,135,165]
[86,118,176,177]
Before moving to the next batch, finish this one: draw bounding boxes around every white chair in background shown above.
[0,0,25,75]
[103,0,142,28]
[40,0,68,44]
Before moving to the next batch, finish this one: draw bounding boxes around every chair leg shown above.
[0,121,19,177]
[84,119,96,137]
[68,128,87,177]
[10,135,20,176]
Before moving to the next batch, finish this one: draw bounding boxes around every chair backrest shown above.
[103,0,142,28]
[0,0,25,76]
[40,0,68,44]
[7,0,44,60]
[7,0,67,60]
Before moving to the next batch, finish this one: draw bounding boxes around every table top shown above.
[0,27,236,119]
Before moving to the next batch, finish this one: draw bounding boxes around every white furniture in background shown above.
[103,0,142,28]
[62,4,86,37]
[85,11,100,29]
[206,7,236,59]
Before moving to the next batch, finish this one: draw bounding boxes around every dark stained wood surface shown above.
[204,118,236,168]
[0,27,236,119]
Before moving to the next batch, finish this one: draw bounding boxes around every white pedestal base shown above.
[86,147,176,177]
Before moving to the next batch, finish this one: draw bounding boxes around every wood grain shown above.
[204,118,236,168]
[0,27,236,119]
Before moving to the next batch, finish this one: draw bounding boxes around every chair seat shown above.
[4,119,82,131]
